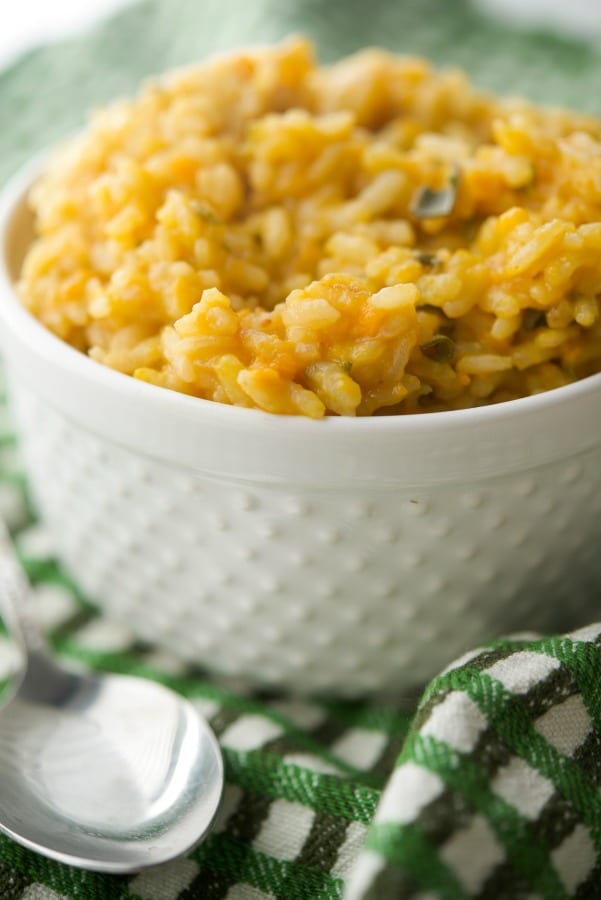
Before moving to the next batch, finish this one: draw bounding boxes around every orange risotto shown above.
[19,39,601,417]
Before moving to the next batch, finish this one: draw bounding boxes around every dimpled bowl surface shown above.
[1,161,601,695]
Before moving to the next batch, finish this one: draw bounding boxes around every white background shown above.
[0,0,133,68]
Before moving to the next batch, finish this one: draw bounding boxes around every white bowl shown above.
[1,159,601,695]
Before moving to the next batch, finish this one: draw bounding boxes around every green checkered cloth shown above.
[1,1,601,897]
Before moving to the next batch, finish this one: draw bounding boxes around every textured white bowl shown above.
[1,160,601,695]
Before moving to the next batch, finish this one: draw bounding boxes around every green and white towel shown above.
[1,2,601,897]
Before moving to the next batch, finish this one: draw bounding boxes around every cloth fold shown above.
[347,630,601,898]
[1,2,601,897]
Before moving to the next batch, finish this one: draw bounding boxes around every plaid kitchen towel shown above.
[2,1,601,897]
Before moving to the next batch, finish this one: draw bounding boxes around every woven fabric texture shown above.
[1,2,601,897]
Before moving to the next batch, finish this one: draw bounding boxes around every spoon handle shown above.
[0,517,47,656]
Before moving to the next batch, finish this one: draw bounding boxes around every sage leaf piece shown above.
[191,200,221,225]
[420,333,456,363]
[522,309,546,330]
[415,251,439,266]
[411,164,460,220]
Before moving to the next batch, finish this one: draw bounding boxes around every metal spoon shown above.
[0,519,223,873]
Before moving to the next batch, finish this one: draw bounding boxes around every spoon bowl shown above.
[0,523,223,873]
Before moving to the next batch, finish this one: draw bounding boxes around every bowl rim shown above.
[1,151,600,486]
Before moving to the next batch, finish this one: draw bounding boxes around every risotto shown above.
[19,39,601,417]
